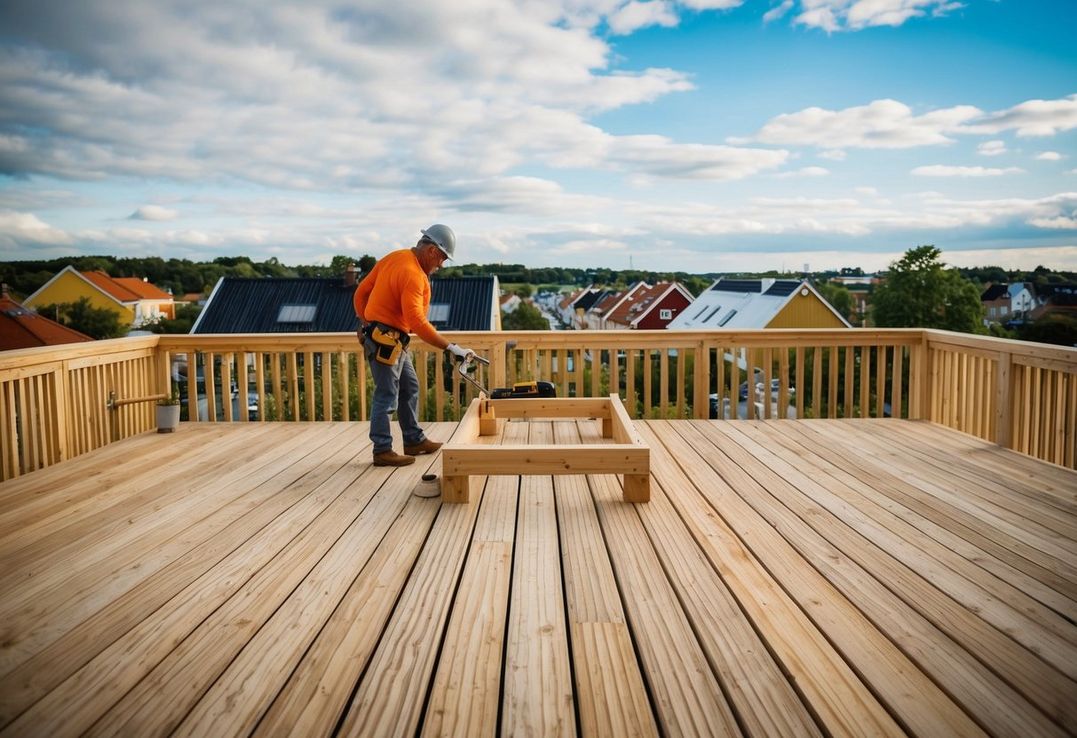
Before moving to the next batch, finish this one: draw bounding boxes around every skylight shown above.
[277,304,316,323]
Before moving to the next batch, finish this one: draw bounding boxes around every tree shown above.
[872,245,984,333]
[1017,314,1077,347]
[38,297,128,339]
[815,281,854,323]
[502,302,550,330]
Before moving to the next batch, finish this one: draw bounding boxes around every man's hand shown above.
[446,343,475,362]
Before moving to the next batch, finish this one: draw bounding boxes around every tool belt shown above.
[362,322,409,366]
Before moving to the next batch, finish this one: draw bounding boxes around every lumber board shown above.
[588,471,740,736]
[673,421,1069,737]
[554,421,657,738]
[1,426,397,736]
[874,420,1077,512]
[500,421,576,737]
[253,466,448,737]
[859,422,1076,538]
[630,424,825,738]
[420,420,519,738]
[705,420,1077,729]
[79,429,425,737]
[175,450,449,737]
[336,442,494,737]
[820,421,1077,582]
[782,421,1077,620]
[730,420,1077,668]
[0,426,375,727]
[0,424,353,679]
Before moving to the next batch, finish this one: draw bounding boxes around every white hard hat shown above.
[420,224,456,260]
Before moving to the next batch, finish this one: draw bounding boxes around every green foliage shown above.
[1016,314,1077,347]
[37,297,128,339]
[872,245,984,333]
[502,301,551,330]
[149,302,202,334]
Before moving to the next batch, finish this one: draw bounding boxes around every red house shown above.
[604,282,694,329]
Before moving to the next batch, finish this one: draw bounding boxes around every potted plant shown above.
[156,386,181,433]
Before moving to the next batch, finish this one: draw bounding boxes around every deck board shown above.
[0,419,1074,737]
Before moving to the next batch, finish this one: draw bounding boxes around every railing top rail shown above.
[0,335,160,372]
[924,328,1077,364]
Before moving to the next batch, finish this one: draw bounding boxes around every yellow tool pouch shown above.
[370,325,403,366]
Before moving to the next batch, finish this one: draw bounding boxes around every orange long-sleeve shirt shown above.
[353,248,441,346]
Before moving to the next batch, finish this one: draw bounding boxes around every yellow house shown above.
[667,278,850,330]
[24,267,175,328]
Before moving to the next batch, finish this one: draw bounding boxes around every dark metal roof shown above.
[763,281,799,297]
[980,284,1008,301]
[192,276,496,333]
[573,290,608,312]
[710,279,761,293]
[427,277,496,331]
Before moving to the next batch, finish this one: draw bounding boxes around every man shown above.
[354,224,475,466]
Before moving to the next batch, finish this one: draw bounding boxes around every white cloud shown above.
[738,99,981,149]
[740,94,1077,151]
[967,94,1077,137]
[911,165,1024,177]
[1028,216,1077,230]
[608,1,679,34]
[818,149,846,160]
[793,0,965,31]
[1035,151,1063,161]
[129,205,179,221]
[774,166,830,178]
[763,0,794,23]
[0,210,73,246]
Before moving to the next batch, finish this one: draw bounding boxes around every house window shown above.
[277,304,316,323]
[1000,306,1008,316]
[428,303,450,322]
[660,308,672,320]
[988,307,996,318]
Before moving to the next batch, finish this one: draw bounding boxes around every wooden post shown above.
[995,350,1013,450]
[442,474,471,504]
[478,395,500,436]
[623,474,649,503]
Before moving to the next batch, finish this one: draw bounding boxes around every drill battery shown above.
[490,380,556,399]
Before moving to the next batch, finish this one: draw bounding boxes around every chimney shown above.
[345,262,357,286]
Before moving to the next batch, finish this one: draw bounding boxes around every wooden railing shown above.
[1,329,1074,480]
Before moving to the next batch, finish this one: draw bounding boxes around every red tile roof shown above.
[81,271,171,301]
[0,287,93,350]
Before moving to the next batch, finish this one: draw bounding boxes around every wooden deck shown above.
[0,419,1074,737]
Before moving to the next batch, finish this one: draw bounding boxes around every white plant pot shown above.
[156,404,181,433]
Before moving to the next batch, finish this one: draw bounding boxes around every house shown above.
[668,278,850,330]
[981,282,1036,325]
[586,281,649,330]
[1031,283,1077,321]
[192,272,501,334]
[557,288,594,328]
[499,293,521,314]
[583,291,621,330]
[23,266,175,328]
[569,289,613,330]
[0,284,93,351]
[604,282,694,330]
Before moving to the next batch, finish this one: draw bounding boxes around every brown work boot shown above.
[404,439,442,455]
[373,450,415,467]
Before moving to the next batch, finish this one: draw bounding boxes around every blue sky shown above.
[0,0,1074,273]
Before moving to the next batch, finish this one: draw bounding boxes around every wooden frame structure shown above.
[440,394,650,503]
